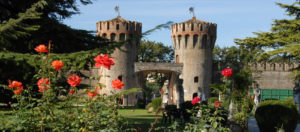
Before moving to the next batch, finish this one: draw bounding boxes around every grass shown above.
[119,108,163,131]
[0,105,166,131]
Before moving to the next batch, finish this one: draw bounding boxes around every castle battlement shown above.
[249,62,299,71]
[171,17,217,50]
[96,16,142,41]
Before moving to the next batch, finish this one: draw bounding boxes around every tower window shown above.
[107,22,110,30]
[183,23,185,31]
[178,35,182,48]
[176,55,179,63]
[118,75,122,81]
[185,35,189,49]
[126,23,129,30]
[194,76,198,83]
[191,24,194,31]
[193,34,198,48]
[173,36,176,49]
[116,24,120,30]
[200,24,203,31]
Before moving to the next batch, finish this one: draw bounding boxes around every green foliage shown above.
[233,97,254,129]
[208,97,218,107]
[0,50,140,131]
[210,83,227,95]
[184,104,230,131]
[235,1,300,63]
[232,69,253,103]
[213,45,245,70]
[138,40,174,62]
[143,82,161,102]
[0,0,46,46]
[255,100,298,132]
[151,97,162,111]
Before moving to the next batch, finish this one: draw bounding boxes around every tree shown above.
[0,0,108,53]
[138,40,174,62]
[235,1,300,62]
[213,45,243,70]
[137,40,174,101]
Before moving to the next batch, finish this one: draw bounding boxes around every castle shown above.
[81,16,296,106]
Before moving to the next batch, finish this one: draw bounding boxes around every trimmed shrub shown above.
[152,97,162,110]
[255,100,297,132]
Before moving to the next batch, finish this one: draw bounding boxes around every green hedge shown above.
[151,97,162,110]
[255,100,297,132]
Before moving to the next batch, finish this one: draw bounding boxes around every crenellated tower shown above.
[171,17,217,101]
[96,16,142,105]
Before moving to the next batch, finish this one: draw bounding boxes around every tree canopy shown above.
[0,0,110,53]
[138,40,174,62]
[235,1,300,62]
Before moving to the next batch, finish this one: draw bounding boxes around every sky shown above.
[63,0,294,47]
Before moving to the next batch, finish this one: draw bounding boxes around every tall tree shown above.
[0,0,108,53]
[235,1,300,62]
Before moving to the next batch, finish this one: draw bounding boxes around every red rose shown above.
[68,74,82,87]
[8,80,24,95]
[51,60,64,70]
[34,44,48,53]
[8,80,23,89]
[160,89,164,94]
[13,87,24,95]
[37,78,50,92]
[214,100,222,109]
[8,101,11,105]
[221,68,233,77]
[112,79,124,90]
[87,90,98,98]
[69,113,73,117]
[69,89,75,95]
[94,55,115,70]
[191,97,201,105]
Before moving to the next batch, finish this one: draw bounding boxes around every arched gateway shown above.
[90,15,216,106]
[134,62,183,105]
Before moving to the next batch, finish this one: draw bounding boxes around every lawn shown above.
[0,104,165,132]
[119,108,163,131]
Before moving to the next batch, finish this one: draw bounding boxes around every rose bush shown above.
[1,42,139,131]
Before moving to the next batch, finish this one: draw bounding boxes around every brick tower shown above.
[96,16,142,105]
[171,17,217,101]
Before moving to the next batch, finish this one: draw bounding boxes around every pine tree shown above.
[235,1,300,62]
[0,0,46,51]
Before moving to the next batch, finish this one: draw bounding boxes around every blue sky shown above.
[63,0,294,47]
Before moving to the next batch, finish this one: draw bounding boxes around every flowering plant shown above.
[1,41,138,131]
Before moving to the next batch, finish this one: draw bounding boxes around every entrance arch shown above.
[134,62,183,105]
